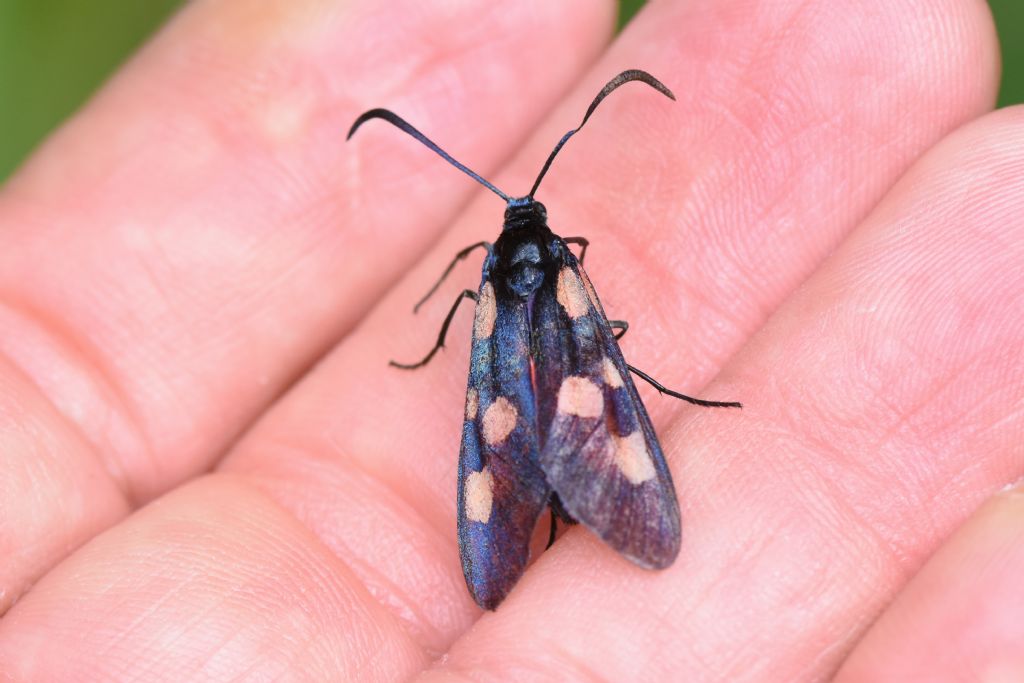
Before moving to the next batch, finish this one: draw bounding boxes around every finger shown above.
[424,109,1024,676]
[0,476,430,681]
[835,485,1024,682]
[0,0,613,610]
[226,0,997,657]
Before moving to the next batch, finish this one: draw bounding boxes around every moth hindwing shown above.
[349,70,740,610]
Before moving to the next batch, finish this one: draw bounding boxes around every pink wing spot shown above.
[465,388,479,420]
[602,357,624,388]
[556,267,590,319]
[579,267,601,308]
[612,431,656,485]
[482,397,517,446]
[464,468,494,523]
[557,376,604,418]
[474,282,497,339]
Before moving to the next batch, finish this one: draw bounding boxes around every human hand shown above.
[0,0,1019,680]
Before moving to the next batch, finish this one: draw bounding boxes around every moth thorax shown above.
[508,241,544,297]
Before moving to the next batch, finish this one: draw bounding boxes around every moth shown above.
[349,70,740,610]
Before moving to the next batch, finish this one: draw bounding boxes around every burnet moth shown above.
[349,70,741,610]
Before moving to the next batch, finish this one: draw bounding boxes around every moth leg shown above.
[544,493,578,549]
[563,236,589,264]
[390,289,479,370]
[627,364,743,409]
[414,241,492,313]
[608,319,629,340]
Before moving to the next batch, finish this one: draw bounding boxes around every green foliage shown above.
[0,0,180,178]
[991,0,1024,107]
[0,0,1020,181]
[618,0,646,28]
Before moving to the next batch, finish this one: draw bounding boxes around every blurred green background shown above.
[0,0,1021,181]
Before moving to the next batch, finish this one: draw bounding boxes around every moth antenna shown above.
[528,69,675,198]
[348,108,510,202]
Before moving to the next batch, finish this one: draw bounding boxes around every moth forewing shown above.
[534,250,681,568]
[456,270,548,610]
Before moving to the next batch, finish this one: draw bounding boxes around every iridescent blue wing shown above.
[533,244,681,568]
[457,275,551,610]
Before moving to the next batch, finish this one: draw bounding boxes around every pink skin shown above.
[835,487,1024,682]
[0,0,1018,680]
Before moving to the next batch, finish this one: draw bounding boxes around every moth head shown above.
[503,197,547,230]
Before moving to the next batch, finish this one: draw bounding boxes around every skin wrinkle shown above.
[125,240,258,448]
[608,220,751,380]
[635,589,719,677]
[301,516,445,651]
[129,234,212,358]
[0,384,77,559]
[920,462,983,545]
[279,431,459,561]
[933,374,1024,497]
[92,563,208,663]
[243,437,464,647]
[786,619,867,683]
[973,393,1024,440]
[388,4,513,106]
[207,635,282,682]
[768,385,924,574]
[546,639,617,683]
[734,511,882,680]
[270,526,407,680]
[797,443,912,577]
[867,357,977,451]
[228,476,426,676]
[677,2,813,164]
[159,584,259,682]
[852,315,1018,515]
[326,418,456,547]
[0,296,147,502]
[654,577,754,677]
[447,644,616,683]
[729,382,905,569]
[193,574,343,681]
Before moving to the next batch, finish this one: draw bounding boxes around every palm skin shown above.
[0,1,1021,681]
